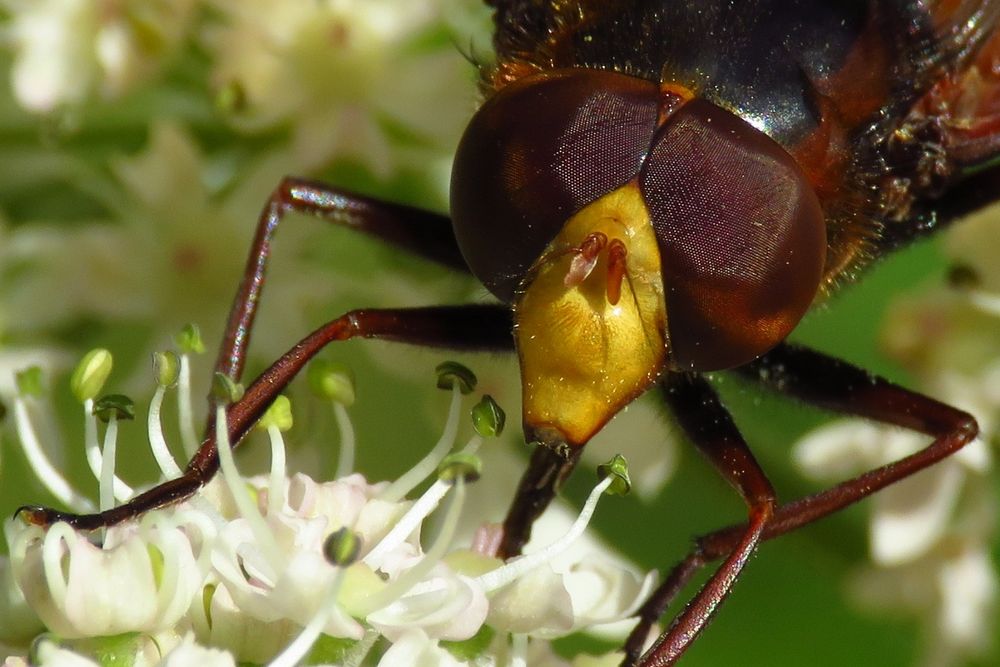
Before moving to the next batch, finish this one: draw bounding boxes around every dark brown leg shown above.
[213,177,469,386]
[622,343,978,666]
[498,445,583,559]
[16,305,513,530]
[628,374,776,667]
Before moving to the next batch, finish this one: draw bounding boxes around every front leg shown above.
[213,177,469,387]
[17,304,514,530]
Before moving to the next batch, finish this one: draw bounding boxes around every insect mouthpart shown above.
[514,183,667,447]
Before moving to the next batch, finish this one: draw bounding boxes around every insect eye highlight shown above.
[450,68,660,302]
[639,99,827,371]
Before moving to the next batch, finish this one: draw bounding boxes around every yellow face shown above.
[514,182,668,446]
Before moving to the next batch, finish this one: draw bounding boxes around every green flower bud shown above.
[70,349,113,402]
[324,527,363,566]
[597,454,631,496]
[175,323,205,355]
[471,395,505,437]
[307,360,355,406]
[258,395,293,432]
[211,373,244,404]
[93,394,135,423]
[435,361,476,394]
[15,366,44,397]
[438,452,483,484]
[152,351,180,388]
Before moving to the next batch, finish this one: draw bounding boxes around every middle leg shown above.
[17,304,514,530]
[214,177,470,386]
[631,373,776,667]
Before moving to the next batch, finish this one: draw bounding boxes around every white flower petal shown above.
[376,629,465,667]
[9,0,96,111]
[563,560,658,632]
[793,421,883,480]
[6,0,195,112]
[0,554,43,644]
[488,564,574,636]
[936,545,998,649]
[870,460,965,565]
[573,653,627,667]
[159,634,236,667]
[11,518,201,638]
[954,437,992,473]
[368,569,487,641]
[32,641,99,667]
[196,583,300,664]
[212,519,363,638]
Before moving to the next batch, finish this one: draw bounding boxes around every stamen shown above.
[270,528,361,667]
[99,413,119,514]
[90,395,135,530]
[307,360,357,478]
[474,475,614,593]
[84,397,133,502]
[177,354,199,458]
[13,397,93,511]
[214,404,283,571]
[333,402,356,479]
[356,476,467,616]
[174,324,205,458]
[256,395,293,516]
[266,423,287,516]
[363,437,481,566]
[606,238,628,305]
[511,634,528,667]
[148,386,183,480]
[342,630,380,667]
[564,232,608,288]
[378,383,462,502]
[267,568,348,667]
[364,480,450,566]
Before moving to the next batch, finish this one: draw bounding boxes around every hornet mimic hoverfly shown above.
[17,1,1000,664]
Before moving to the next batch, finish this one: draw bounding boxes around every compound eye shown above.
[450,68,659,302]
[640,99,826,371]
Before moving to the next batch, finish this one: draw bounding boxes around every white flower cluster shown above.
[2,0,196,112]
[0,0,489,360]
[0,345,654,666]
[204,0,479,177]
[794,210,1000,666]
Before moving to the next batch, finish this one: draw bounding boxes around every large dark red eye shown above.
[450,68,659,302]
[639,99,826,371]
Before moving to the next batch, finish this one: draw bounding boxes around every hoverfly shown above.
[15,1,1000,664]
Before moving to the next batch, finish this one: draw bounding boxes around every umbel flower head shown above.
[0,338,655,666]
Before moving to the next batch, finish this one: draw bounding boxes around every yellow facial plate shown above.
[514,182,667,446]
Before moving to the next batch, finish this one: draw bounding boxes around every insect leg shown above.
[630,373,776,667]
[498,444,583,559]
[621,342,978,666]
[730,343,978,539]
[16,304,513,530]
[214,177,469,387]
